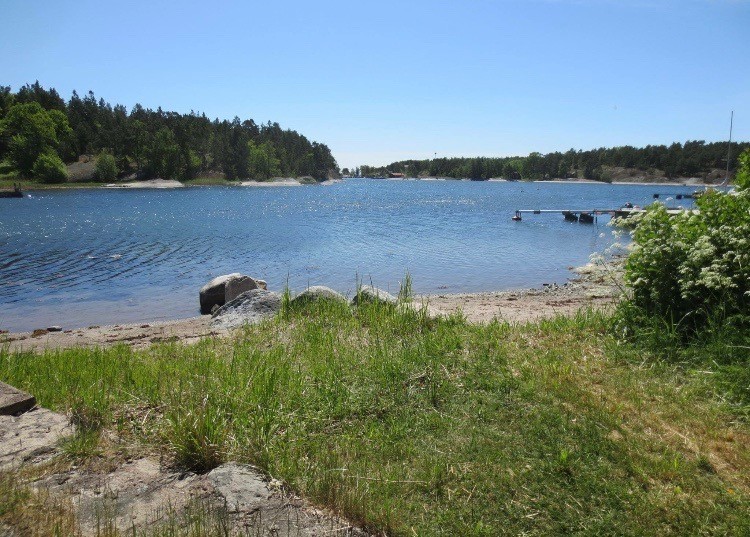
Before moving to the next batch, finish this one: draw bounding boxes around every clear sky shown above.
[1,0,748,169]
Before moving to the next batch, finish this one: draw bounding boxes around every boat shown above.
[0,184,23,198]
[578,212,595,224]
[562,211,578,222]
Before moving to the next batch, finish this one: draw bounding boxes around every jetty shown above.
[512,207,697,222]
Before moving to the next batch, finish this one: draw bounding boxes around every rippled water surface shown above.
[0,179,697,331]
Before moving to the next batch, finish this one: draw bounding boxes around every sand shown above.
[103,179,184,189]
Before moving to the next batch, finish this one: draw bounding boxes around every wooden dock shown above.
[512,207,698,222]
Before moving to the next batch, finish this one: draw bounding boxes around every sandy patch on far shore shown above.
[239,179,303,187]
[103,179,184,189]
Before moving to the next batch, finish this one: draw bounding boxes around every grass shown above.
[1,302,749,535]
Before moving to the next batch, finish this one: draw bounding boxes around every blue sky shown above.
[1,0,748,169]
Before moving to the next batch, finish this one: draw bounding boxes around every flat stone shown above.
[0,381,36,416]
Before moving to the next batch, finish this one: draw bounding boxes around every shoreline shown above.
[4,176,728,192]
[1,260,623,353]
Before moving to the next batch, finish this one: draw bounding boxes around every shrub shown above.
[31,151,68,183]
[617,149,750,338]
[95,150,118,181]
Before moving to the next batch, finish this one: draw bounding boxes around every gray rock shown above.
[351,285,398,306]
[291,286,347,306]
[256,279,267,290]
[207,463,272,513]
[0,381,36,416]
[224,276,259,303]
[200,273,243,314]
[211,289,282,329]
[47,325,62,332]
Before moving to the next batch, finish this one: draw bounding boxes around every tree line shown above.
[0,81,338,183]
[359,141,750,181]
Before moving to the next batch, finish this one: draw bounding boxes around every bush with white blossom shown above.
[620,149,750,337]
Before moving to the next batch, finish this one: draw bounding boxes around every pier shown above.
[511,207,697,222]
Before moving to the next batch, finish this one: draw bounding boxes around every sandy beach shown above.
[1,260,623,353]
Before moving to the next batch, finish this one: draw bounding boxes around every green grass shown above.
[1,303,749,535]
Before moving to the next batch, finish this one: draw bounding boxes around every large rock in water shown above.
[211,289,282,329]
[351,285,398,306]
[290,286,347,306]
[200,273,242,314]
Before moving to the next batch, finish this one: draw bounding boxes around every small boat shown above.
[0,184,23,198]
[562,211,578,222]
[578,212,595,224]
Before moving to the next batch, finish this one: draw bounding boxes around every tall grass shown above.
[1,302,749,535]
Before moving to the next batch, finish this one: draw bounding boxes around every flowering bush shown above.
[620,149,750,337]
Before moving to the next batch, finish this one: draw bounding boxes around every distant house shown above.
[388,172,406,178]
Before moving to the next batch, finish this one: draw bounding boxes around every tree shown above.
[247,140,280,180]
[95,150,118,181]
[31,151,68,183]
[0,101,71,176]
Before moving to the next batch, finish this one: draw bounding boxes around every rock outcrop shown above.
[211,289,282,330]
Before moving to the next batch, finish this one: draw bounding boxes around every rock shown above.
[47,326,62,332]
[256,279,267,290]
[0,381,36,415]
[199,273,242,314]
[224,275,259,303]
[351,285,398,306]
[0,408,74,469]
[291,286,347,306]
[207,463,272,513]
[211,289,282,330]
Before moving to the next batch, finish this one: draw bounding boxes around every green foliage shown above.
[31,150,68,183]
[0,101,71,176]
[360,140,750,181]
[95,150,118,181]
[618,149,750,338]
[736,148,750,191]
[0,82,338,182]
[246,140,280,180]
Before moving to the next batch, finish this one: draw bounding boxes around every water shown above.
[0,179,697,332]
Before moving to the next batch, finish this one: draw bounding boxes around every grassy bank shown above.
[1,301,749,535]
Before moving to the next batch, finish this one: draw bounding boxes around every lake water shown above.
[0,179,697,332]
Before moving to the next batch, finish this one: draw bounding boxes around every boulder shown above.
[256,279,268,290]
[200,273,243,314]
[211,289,282,330]
[351,285,398,306]
[290,286,347,306]
[224,276,259,303]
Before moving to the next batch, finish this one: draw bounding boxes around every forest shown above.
[357,140,750,181]
[0,82,338,183]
